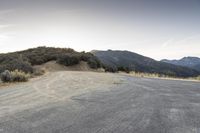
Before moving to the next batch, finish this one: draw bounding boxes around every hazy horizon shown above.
[0,0,200,60]
[0,46,199,61]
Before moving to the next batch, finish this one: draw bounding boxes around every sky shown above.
[0,0,200,60]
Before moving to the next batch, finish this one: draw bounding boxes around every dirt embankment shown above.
[33,61,104,72]
[0,61,105,88]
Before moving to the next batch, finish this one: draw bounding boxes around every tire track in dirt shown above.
[33,72,63,101]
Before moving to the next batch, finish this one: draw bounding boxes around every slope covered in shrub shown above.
[0,47,102,74]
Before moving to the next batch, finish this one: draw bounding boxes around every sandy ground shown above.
[0,71,122,117]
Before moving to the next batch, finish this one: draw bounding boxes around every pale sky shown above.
[0,0,200,60]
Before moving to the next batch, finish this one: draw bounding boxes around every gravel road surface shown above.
[0,71,200,133]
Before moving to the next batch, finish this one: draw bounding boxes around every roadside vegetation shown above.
[0,70,30,82]
[128,71,200,81]
[192,76,200,81]
[0,47,104,83]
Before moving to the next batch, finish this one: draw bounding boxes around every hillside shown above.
[162,57,200,72]
[1,47,199,79]
[33,61,97,72]
[194,64,200,71]
[92,50,200,78]
[0,47,102,74]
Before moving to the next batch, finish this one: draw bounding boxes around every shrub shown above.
[117,66,130,73]
[104,66,118,73]
[57,54,80,66]
[87,57,102,69]
[21,47,76,65]
[0,70,12,82]
[196,76,200,80]
[10,70,30,82]
[80,52,93,61]
[0,54,33,73]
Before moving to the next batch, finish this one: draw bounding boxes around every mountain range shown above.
[0,47,199,78]
[92,50,200,77]
[161,57,200,72]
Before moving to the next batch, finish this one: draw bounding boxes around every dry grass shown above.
[129,71,166,78]
[189,76,200,81]
[10,70,30,82]
[128,71,200,82]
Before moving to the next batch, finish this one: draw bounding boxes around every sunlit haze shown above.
[0,0,200,60]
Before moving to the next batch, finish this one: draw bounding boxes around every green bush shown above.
[104,66,118,73]
[80,52,93,61]
[87,57,102,69]
[117,66,130,73]
[0,54,33,73]
[57,54,80,66]
[0,70,12,82]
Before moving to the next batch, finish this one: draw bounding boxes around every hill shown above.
[0,47,102,74]
[1,47,199,78]
[92,50,200,78]
[161,57,200,72]
[33,61,96,72]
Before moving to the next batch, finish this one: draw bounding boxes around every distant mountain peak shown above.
[181,56,200,60]
[162,56,200,72]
